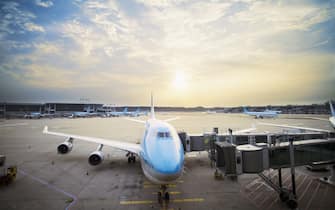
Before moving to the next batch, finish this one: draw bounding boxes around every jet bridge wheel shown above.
[286,199,297,209]
[279,190,289,202]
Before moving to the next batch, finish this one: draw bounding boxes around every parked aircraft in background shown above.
[105,107,128,117]
[259,101,335,132]
[204,110,216,114]
[24,112,42,119]
[70,111,97,118]
[106,107,148,117]
[126,108,148,117]
[243,107,280,118]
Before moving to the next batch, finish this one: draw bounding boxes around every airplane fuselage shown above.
[139,119,184,184]
[245,111,278,118]
[330,116,335,129]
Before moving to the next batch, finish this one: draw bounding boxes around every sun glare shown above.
[173,71,188,90]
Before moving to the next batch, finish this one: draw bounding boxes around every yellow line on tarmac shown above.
[143,184,176,188]
[152,191,181,195]
[172,198,204,203]
[120,200,154,205]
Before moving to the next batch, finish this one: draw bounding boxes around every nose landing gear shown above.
[158,185,170,203]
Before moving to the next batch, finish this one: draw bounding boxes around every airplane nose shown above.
[149,141,184,175]
[154,159,182,174]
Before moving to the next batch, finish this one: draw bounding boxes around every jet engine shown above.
[88,150,104,166]
[57,137,73,154]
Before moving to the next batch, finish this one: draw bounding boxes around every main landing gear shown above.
[157,185,170,203]
[126,152,136,163]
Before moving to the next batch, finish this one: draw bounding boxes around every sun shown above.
[172,71,188,90]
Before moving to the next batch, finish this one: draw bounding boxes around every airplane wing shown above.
[43,126,141,155]
[124,118,146,124]
[258,122,332,133]
[164,116,180,122]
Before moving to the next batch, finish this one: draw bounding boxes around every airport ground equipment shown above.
[0,155,17,185]
[178,129,335,209]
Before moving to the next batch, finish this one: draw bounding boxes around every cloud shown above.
[0,1,45,37]
[35,0,54,8]
[24,22,45,32]
[0,0,335,105]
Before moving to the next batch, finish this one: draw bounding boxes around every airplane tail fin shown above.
[243,107,248,113]
[330,101,335,116]
[151,93,155,119]
[123,107,127,113]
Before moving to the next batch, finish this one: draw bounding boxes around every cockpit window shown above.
[157,132,170,138]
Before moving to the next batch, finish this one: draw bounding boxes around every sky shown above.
[0,0,334,107]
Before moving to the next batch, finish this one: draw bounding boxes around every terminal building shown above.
[0,102,332,118]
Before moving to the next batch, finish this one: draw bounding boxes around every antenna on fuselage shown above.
[151,93,155,119]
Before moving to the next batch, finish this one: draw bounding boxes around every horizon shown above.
[1,0,334,106]
[0,99,332,108]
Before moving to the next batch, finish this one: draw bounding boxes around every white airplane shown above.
[127,108,148,117]
[259,101,335,133]
[243,107,280,118]
[43,95,184,201]
[70,111,98,118]
[105,107,128,117]
[24,112,42,119]
[120,107,148,117]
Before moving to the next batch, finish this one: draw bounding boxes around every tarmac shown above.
[0,116,335,210]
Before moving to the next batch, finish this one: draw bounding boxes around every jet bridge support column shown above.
[287,137,298,209]
[289,138,296,196]
[278,168,282,188]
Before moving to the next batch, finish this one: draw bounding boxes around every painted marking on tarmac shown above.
[120,200,154,205]
[0,123,28,128]
[120,198,204,205]
[143,184,176,188]
[172,198,204,203]
[120,198,205,205]
[18,169,77,210]
[152,191,181,195]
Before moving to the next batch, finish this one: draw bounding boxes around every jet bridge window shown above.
[157,132,171,138]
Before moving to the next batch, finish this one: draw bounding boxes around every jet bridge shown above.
[178,129,335,209]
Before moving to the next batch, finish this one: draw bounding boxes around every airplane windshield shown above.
[157,132,170,138]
